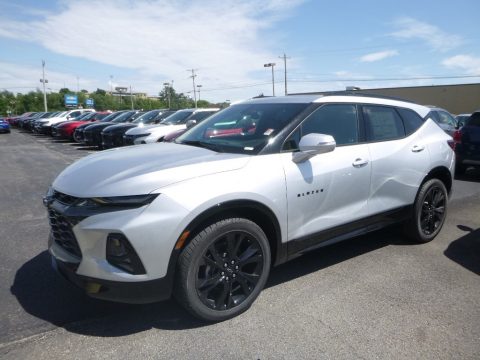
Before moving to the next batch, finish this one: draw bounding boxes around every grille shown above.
[52,190,79,206]
[123,135,135,145]
[48,208,82,258]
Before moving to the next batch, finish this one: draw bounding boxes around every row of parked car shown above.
[5,107,220,148]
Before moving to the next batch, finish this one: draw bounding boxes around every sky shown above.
[0,0,479,103]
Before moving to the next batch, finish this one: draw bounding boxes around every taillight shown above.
[448,130,462,150]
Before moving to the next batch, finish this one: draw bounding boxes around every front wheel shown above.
[404,178,448,243]
[175,218,271,322]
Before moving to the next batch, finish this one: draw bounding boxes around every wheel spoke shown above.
[238,245,260,264]
[236,276,251,294]
[434,206,445,214]
[238,271,260,286]
[207,244,224,265]
[226,232,243,258]
[198,273,222,293]
[216,281,230,309]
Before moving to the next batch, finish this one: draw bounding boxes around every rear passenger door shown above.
[362,105,430,215]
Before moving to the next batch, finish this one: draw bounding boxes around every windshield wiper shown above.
[180,140,222,152]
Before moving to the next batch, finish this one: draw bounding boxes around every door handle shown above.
[352,158,369,168]
[411,145,425,153]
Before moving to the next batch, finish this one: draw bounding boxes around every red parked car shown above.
[53,111,112,140]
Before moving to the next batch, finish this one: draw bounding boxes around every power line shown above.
[289,74,480,83]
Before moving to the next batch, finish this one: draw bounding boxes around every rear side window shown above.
[397,108,424,135]
[363,105,405,141]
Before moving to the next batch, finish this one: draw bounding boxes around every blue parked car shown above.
[0,118,11,133]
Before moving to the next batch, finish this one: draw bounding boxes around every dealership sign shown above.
[64,94,78,106]
[85,98,94,107]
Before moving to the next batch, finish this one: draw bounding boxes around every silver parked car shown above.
[44,94,454,321]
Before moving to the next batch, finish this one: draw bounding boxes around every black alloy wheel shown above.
[404,178,448,243]
[419,185,446,236]
[175,218,271,322]
[196,230,264,311]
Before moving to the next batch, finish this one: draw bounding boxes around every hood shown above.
[58,120,85,128]
[126,123,168,135]
[53,142,250,197]
[104,123,137,133]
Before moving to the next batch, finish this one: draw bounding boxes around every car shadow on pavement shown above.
[444,226,480,275]
[10,251,203,337]
[455,168,480,183]
[11,228,404,337]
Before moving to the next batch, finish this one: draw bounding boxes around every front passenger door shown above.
[281,104,371,247]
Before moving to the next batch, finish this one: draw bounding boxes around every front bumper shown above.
[51,253,176,304]
[46,191,190,303]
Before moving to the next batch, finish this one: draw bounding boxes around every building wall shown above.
[295,83,480,114]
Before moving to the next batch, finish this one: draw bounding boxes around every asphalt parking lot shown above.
[1,129,479,359]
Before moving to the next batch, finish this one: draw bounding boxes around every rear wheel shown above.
[175,218,271,322]
[404,179,448,243]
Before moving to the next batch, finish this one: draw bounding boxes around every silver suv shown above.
[45,94,454,321]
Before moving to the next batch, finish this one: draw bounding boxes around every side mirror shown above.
[292,133,336,163]
[186,119,197,129]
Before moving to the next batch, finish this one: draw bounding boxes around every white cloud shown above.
[442,55,480,75]
[391,17,463,52]
[360,50,398,62]
[0,61,98,93]
[0,0,304,102]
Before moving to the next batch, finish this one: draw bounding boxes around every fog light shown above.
[106,233,146,275]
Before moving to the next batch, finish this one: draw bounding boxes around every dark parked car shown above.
[455,114,471,128]
[426,106,457,136]
[101,109,175,149]
[74,111,126,143]
[84,110,143,148]
[453,111,480,174]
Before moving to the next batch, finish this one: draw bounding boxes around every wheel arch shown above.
[423,166,453,196]
[177,200,286,267]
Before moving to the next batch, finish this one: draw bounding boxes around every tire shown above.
[404,179,448,243]
[175,218,271,322]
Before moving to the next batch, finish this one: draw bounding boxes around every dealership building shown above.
[294,83,480,115]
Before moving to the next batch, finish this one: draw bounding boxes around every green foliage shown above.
[1,86,214,116]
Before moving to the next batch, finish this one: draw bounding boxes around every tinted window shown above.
[302,104,358,145]
[436,111,456,127]
[189,111,217,121]
[363,105,405,141]
[397,108,424,135]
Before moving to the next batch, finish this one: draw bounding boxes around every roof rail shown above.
[289,91,416,104]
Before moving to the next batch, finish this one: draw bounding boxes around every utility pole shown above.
[163,82,171,108]
[278,53,290,96]
[187,69,198,108]
[40,60,48,112]
[263,63,276,96]
[130,85,134,110]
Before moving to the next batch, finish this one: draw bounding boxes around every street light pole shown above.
[197,84,202,101]
[40,60,48,111]
[263,63,276,96]
[278,53,290,96]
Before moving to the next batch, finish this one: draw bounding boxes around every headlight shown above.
[75,194,159,208]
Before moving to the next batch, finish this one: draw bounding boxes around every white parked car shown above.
[45,94,454,321]
[35,109,95,134]
[123,108,219,145]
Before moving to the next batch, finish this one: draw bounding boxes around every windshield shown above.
[112,111,135,123]
[176,103,309,154]
[133,110,161,124]
[160,110,194,125]
[100,112,124,122]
